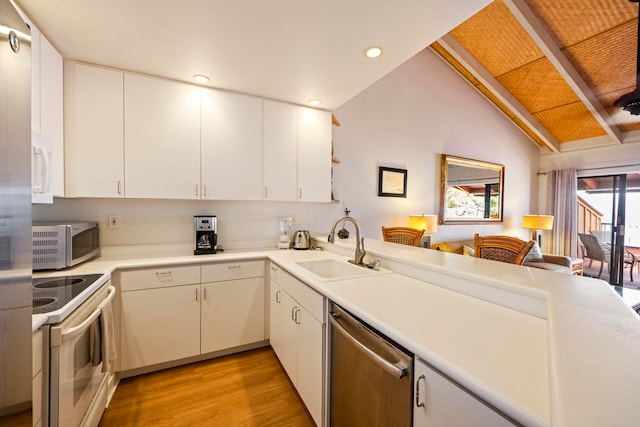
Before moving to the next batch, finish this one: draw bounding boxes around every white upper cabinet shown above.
[62,61,332,202]
[124,74,201,199]
[30,24,41,132]
[263,100,298,201]
[26,14,63,202]
[39,36,64,198]
[263,101,332,202]
[297,107,332,202]
[201,89,263,200]
[64,63,124,198]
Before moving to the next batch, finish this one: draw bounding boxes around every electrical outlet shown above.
[292,215,296,225]
[108,214,121,229]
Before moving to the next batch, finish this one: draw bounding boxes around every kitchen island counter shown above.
[39,239,640,427]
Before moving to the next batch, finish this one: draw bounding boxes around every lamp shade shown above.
[522,214,554,230]
[409,214,438,233]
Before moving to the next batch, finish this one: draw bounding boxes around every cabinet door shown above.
[269,280,285,354]
[201,278,265,354]
[263,100,297,201]
[64,63,124,197]
[201,89,262,200]
[121,284,200,370]
[297,107,332,202]
[269,281,298,384]
[296,306,324,426]
[30,24,41,132]
[125,74,201,199]
[40,36,64,197]
[413,358,515,427]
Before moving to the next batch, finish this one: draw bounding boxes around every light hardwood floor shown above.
[99,347,315,426]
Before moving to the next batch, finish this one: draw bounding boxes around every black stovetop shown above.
[32,274,103,314]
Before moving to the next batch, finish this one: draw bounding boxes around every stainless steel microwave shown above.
[32,222,100,270]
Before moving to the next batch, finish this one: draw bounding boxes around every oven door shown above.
[49,284,114,427]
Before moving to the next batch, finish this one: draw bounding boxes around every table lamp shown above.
[408,214,438,248]
[522,214,554,248]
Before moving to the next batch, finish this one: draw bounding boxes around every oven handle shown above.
[61,285,116,342]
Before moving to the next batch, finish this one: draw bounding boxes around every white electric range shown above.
[33,272,114,427]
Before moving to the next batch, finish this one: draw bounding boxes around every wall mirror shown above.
[439,154,504,224]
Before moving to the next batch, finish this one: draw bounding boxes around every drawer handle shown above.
[271,266,278,272]
[156,271,173,281]
[227,264,241,270]
[275,290,281,303]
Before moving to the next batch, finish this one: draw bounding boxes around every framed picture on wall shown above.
[378,166,407,197]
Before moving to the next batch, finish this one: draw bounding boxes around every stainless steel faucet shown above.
[328,215,367,266]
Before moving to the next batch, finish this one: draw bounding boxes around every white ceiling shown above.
[14,0,491,110]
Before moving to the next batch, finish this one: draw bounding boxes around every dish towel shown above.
[90,317,102,367]
[100,298,118,373]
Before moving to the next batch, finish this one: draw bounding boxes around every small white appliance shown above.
[278,216,293,249]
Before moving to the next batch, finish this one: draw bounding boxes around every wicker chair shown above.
[473,234,535,265]
[381,227,424,247]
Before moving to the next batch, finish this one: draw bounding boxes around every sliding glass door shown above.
[578,174,628,286]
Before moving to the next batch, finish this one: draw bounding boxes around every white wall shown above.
[33,48,541,250]
[540,140,640,173]
[33,198,342,251]
[331,48,540,243]
[538,139,640,210]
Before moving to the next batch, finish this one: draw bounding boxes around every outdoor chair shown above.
[579,233,610,278]
[473,234,535,265]
[381,227,424,247]
[579,232,636,280]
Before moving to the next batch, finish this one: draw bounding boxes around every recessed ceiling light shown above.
[309,99,321,106]
[193,74,210,84]
[365,46,383,59]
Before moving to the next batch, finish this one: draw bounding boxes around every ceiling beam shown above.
[437,34,562,153]
[503,0,623,145]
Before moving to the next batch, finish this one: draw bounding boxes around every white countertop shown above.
[34,239,640,427]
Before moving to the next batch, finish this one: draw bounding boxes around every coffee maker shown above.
[194,215,217,255]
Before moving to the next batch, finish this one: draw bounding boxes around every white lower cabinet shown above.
[269,263,324,426]
[413,358,515,427]
[201,262,266,354]
[120,261,265,371]
[121,283,201,370]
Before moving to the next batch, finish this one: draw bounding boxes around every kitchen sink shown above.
[295,258,389,282]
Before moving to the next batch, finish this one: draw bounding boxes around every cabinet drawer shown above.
[280,269,324,322]
[202,260,265,282]
[120,265,200,291]
[269,262,283,285]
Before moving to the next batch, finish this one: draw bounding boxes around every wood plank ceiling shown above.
[431,0,640,153]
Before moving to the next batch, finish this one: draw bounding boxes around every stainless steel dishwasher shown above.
[329,302,413,426]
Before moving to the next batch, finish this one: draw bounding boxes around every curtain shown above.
[546,169,578,257]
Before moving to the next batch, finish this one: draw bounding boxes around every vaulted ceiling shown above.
[431,0,640,154]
